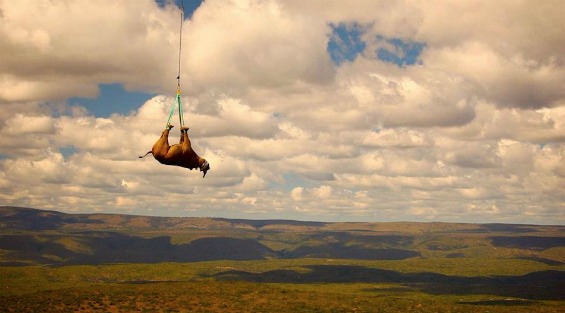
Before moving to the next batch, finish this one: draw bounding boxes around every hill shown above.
[2,206,565,311]
[1,206,564,266]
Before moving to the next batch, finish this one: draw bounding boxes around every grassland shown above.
[1,258,564,313]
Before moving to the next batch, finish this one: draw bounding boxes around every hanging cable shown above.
[177,0,185,128]
[167,0,185,129]
[176,0,184,89]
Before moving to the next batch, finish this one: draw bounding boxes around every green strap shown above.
[177,93,185,128]
[165,97,176,128]
[165,92,185,129]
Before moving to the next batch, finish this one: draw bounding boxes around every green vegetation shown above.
[1,258,564,312]
[1,207,564,312]
[2,280,560,313]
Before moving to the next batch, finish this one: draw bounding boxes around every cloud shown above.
[188,96,278,138]
[412,0,565,109]
[0,0,564,224]
[0,105,58,158]
[424,42,565,109]
[442,102,565,143]
[184,0,335,92]
[414,0,565,63]
[0,0,180,102]
[343,64,477,127]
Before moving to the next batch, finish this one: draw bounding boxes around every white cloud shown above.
[0,0,564,224]
[424,42,565,109]
[0,0,179,102]
[184,0,335,93]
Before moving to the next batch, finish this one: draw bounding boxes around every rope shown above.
[176,0,184,88]
[177,0,185,128]
[167,0,186,129]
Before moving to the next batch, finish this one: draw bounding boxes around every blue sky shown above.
[327,23,367,65]
[68,84,155,117]
[156,0,203,17]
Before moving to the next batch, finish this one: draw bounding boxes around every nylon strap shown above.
[177,90,184,128]
[166,98,176,128]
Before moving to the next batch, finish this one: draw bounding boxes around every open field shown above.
[1,258,564,313]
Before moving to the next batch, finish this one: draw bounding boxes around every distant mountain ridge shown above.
[1,206,564,266]
[0,206,327,231]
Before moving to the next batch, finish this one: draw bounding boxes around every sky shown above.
[1,0,564,225]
